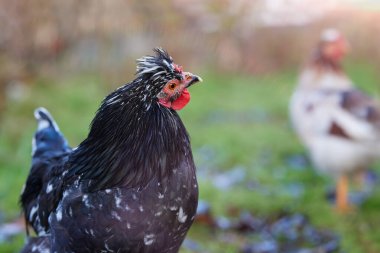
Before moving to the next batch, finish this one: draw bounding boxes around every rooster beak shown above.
[184,72,203,88]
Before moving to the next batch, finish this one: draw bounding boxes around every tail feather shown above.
[32,107,70,157]
[20,107,71,236]
[34,107,60,132]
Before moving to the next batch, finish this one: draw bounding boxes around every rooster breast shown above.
[50,159,198,253]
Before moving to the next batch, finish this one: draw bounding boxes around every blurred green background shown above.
[1,1,380,252]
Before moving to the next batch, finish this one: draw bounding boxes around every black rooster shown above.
[20,48,201,253]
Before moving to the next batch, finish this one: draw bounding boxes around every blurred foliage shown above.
[1,0,380,80]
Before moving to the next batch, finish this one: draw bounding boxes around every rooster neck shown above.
[67,83,193,192]
[309,51,343,74]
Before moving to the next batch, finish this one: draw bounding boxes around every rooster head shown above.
[136,48,202,110]
[318,28,350,63]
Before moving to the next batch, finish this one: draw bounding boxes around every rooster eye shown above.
[168,83,177,90]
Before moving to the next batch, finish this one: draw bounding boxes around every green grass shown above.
[1,64,380,252]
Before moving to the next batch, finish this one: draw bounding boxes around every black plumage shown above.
[20,48,201,253]
[20,108,71,236]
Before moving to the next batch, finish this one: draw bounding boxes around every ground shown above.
[0,62,379,252]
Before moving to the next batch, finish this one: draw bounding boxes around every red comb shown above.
[173,64,183,73]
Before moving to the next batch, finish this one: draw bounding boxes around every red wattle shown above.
[158,89,191,110]
[171,89,190,110]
